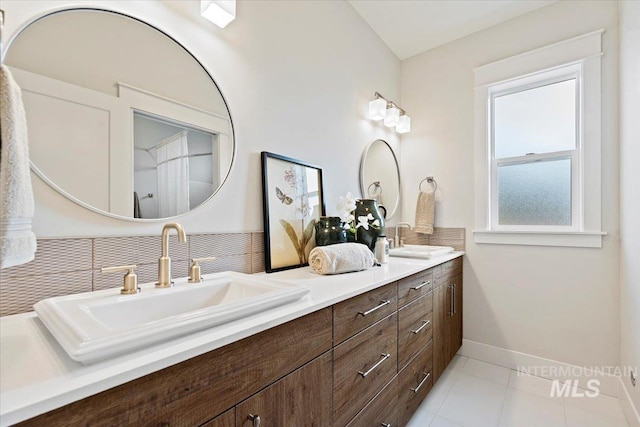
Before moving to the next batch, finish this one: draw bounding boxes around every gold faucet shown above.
[155,223,187,288]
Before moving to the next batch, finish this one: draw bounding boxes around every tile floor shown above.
[407,356,630,427]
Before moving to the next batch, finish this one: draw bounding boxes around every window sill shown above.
[473,230,606,248]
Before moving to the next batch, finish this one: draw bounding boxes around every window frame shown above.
[472,30,605,248]
[488,66,582,232]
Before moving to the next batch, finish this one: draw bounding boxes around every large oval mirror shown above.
[4,8,234,220]
[359,139,401,220]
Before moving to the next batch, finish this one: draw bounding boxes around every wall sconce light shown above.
[368,92,411,134]
[201,0,236,28]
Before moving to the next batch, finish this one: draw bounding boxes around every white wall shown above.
[619,0,640,412]
[2,0,401,236]
[400,1,620,368]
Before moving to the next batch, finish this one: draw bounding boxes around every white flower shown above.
[356,214,374,230]
[337,192,357,222]
[342,214,354,229]
[372,219,380,227]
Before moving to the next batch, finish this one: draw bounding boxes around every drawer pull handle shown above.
[411,372,431,393]
[448,283,456,316]
[358,353,391,377]
[411,320,431,334]
[248,414,261,427]
[411,280,430,290]
[358,300,391,316]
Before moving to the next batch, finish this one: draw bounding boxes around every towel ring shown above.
[419,176,437,192]
[367,181,382,198]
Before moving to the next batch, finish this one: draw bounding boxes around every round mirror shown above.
[4,8,234,220]
[359,139,401,220]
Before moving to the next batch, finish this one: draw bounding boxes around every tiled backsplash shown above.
[0,232,265,317]
[0,227,463,317]
[386,226,466,251]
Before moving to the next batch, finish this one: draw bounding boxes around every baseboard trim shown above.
[458,339,619,397]
[619,376,640,426]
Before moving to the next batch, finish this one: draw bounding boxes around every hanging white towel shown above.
[414,190,435,234]
[1,64,37,268]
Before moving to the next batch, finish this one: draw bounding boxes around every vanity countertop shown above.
[0,252,463,426]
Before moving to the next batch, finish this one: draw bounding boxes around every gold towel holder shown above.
[419,176,437,192]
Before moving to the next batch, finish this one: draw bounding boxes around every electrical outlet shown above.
[632,370,637,387]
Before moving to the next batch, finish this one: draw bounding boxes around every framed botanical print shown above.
[261,152,325,273]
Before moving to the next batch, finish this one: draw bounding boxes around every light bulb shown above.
[384,106,400,127]
[396,115,411,133]
[201,0,236,28]
[368,98,387,121]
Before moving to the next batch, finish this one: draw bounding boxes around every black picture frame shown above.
[261,152,326,273]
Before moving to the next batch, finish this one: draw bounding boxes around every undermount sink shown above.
[389,245,455,260]
[34,271,309,364]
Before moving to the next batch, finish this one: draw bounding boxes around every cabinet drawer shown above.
[333,313,398,427]
[398,292,433,370]
[398,269,433,307]
[346,377,398,427]
[398,341,434,427]
[334,282,397,344]
[17,309,333,427]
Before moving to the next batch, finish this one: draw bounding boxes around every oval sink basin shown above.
[34,272,309,364]
[389,245,454,260]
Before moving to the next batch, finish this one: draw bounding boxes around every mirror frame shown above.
[359,139,401,220]
[3,7,236,222]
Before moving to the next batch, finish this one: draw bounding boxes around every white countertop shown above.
[0,253,463,426]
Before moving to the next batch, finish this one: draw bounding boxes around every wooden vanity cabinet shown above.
[16,257,464,427]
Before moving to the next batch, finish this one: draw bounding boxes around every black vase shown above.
[314,217,347,246]
[353,199,385,251]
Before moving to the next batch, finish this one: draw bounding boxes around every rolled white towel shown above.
[309,243,375,275]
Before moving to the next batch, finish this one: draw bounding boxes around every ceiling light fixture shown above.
[201,0,236,28]
[368,92,411,134]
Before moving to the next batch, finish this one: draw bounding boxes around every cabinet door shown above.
[449,274,463,360]
[236,352,332,427]
[432,283,451,382]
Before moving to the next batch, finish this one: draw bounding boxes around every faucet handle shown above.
[189,257,217,283]
[101,265,140,295]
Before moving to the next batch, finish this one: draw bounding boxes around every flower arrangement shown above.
[336,192,380,240]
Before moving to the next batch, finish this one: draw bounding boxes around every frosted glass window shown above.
[497,159,571,226]
[494,79,576,159]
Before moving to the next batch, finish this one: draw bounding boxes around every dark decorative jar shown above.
[314,216,347,246]
[354,199,385,251]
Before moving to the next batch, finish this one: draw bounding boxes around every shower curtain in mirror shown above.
[156,130,190,217]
